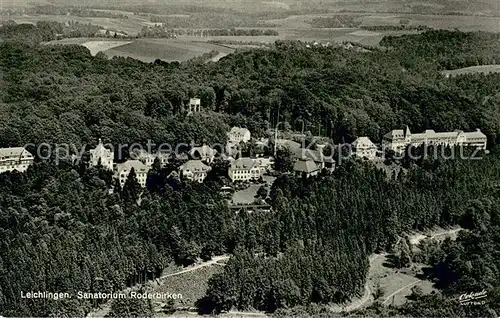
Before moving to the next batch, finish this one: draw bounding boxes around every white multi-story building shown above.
[179,160,211,183]
[0,147,34,173]
[228,157,262,182]
[190,145,218,163]
[352,137,377,160]
[228,127,251,143]
[131,149,169,167]
[89,139,114,170]
[383,126,487,153]
[115,160,151,188]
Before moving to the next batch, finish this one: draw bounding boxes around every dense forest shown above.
[24,5,129,19]
[200,147,499,315]
[0,21,104,45]
[1,26,500,147]
[148,13,275,29]
[361,25,431,31]
[138,26,279,38]
[307,16,362,28]
[1,26,500,316]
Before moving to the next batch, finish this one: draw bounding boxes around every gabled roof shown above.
[276,139,302,151]
[0,147,31,158]
[230,157,257,170]
[412,130,456,140]
[116,160,150,174]
[464,129,487,139]
[383,129,405,140]
[229,127,250,135]
[293,159,319,173]
[352,137,376,148]
[292,148,334,164]
[90,139,113,157]
[180,160,211,172]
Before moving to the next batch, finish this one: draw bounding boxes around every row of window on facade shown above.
[0,148,34,173]
[351,127,487,161]
[86,126,251,187]
[1,126,486,183]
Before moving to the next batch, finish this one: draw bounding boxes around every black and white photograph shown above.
[0,0,499,317]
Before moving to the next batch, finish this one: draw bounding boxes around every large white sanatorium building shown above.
[0,147,34,173]
[352,137,378,160]
[115,160,151,188]
[383,126,487,153]
[228,158,262,182]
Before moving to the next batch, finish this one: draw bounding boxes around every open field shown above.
[232,184,261,204]
[154,264,225,308]
[45,37,236,62]
[266,12,500,33]
[191,28,413,47]
[443,65,500,77]
[9,3,500,62]
[104,38,235,62]
[44,38,132,55]
[82,40,132,55]
[378,259,437,307]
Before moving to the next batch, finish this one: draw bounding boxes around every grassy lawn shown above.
[231,175,276,204]
[152,265,224,308]
[368,254,437,307]
[104,38,234,62]
[232,184,261,204]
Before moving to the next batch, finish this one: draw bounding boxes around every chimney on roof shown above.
[476,128,481,132]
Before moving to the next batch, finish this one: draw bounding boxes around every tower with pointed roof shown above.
[404,126,411,144]
[89,139,114,171]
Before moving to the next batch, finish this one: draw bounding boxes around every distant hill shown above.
[2,0,497,16]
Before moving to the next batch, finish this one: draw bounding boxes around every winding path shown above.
[382,280,421,305]
[331,227,463,313]
[330,253,386,313]
[379,227,463,307]
[159,256,229,280]
[87,228,463,317]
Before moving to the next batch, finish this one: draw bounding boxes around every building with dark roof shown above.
[293,159,320,178]
[291,145,335,172]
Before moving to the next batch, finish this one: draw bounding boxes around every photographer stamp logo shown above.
[458,290,487,306]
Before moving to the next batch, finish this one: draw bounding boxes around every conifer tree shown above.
[122,168,140,202]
